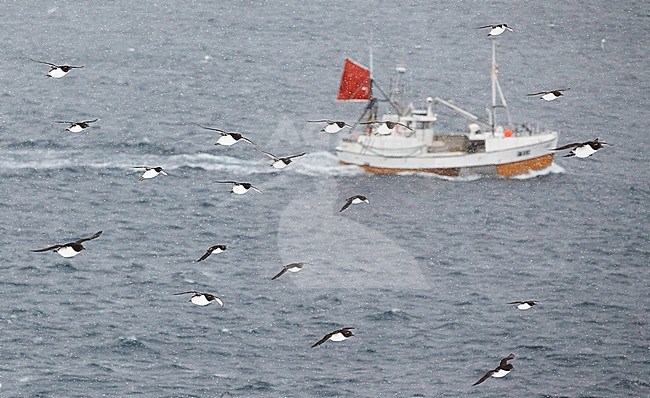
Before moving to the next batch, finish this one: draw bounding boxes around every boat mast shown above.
[350,46,404,132]
[369,45,374,79]
[490,40,513,132]
[350,47,377,131]
[491,41,497,132]
[368,45,376,122]
[391,64,407,116]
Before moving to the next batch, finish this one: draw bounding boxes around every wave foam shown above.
[0,150,366,177]
[511,162,566,180]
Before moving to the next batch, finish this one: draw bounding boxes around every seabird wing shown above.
[311,332,335,348]
[526,91,549,96]
[340,198,353,213]
[32,244,63,252]
[551,142,581,151]
[254,148,279,160]
[81,119,99,124]
[271,267,288,280]
[30,59,57,67]
[54,120,75,124]
[197,123,227,135]
[397,122,414,131]
[472,370,495,386]
[507,301,524,305]
[131,166,151,170]
[359,121,378,125]
[286,152,307,160]
[239,135,255,145]
[196,250,213,262]
[307,119,332,123]
[250,185,262,194]
[174,291,200,296]
[216,181,238,184]
[75,231,103,244]
[477,25,494,29]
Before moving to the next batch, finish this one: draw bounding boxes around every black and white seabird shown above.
[551,138,611,158]
[255,148,306,169]
[32,231,102,258]
[31,59,84,78]
[132,166,168,181]
[271,262,304,280]
[55,119,98,133]
[340,195,369,212]
[216,181,262,195]
[527,88,570,101]
[311,327,355,348]
[478,24,514,37]
[174,291,224,307]
[360,121,413,136]
[197,124,255,146]
[508,300,538,310]
[472,354,515,386]
[307,119,352,134]
[196,245,227,262]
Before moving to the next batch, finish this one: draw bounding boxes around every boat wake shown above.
[399,171,483,182]
[395,162,565,181]
[0,149,365,177]
[511,162,566,180]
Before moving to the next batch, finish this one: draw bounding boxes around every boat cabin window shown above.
[467,140,485,153]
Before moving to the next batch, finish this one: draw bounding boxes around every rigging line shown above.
[358,142,427,158]
[347,76,372,100]
[350,97,376,132]
[494,76,513,127]
[373,79,402,115]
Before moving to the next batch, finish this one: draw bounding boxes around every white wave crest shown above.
[511,162,566,180]
[290,151,365,177]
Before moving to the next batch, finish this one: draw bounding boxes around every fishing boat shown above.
[335,42,559,177]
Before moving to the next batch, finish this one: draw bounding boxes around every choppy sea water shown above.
[0,1,648,397]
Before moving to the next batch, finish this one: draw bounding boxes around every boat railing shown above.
[516,123,556,137]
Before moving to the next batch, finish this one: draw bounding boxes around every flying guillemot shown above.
[32,231,103,258]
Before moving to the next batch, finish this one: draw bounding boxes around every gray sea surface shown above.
[0,1,648,397]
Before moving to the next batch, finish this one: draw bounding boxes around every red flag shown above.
[337,58,371,101]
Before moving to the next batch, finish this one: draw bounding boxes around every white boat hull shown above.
[336,132,559,177]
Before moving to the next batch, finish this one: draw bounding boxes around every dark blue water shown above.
[0,1,648,397]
